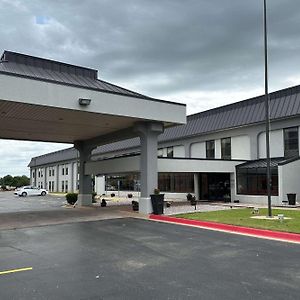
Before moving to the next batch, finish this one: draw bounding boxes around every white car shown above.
[14,186,48,197]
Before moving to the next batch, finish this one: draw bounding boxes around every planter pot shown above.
[150,194,164,215]
[287,193,296,205]
[132,201,139,211]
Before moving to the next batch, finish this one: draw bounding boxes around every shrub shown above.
[66,193,78,205]
[186,193,193,201]
[132,200,139,211]
[154,188,160,195]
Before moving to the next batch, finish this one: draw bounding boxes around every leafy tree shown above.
[2,175,14,187]
[0,175,30,188]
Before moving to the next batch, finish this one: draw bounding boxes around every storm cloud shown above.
[0,0,300,175]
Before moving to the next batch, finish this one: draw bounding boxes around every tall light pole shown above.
[264,0,272,217]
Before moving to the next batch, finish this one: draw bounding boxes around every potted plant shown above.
[287,193,296,205]
[186,193,193,201]
[150,188,164,215]
[190,196,197,206]
[132,200,139,211]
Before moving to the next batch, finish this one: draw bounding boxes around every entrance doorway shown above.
[199,173,231,201]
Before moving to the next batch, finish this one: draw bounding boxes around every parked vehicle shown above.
[14,186,48,197]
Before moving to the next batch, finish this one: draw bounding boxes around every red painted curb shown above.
[149,214,300,243]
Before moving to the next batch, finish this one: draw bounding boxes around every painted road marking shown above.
[0,267,33,276]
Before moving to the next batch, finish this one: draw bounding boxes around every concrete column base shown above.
[77,194,92,206]
[139,197,153,214]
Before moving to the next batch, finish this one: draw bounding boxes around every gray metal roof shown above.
[0,50,152,100]
[236,156,300,169]
[29,147,78,167]
[236,158,285,169]
[29,82,300,168]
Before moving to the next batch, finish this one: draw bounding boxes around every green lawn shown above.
[175,208,300,234]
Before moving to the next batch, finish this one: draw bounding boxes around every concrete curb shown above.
[149,214,300,244]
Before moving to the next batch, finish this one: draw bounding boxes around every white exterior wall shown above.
[235,195,280,206]
[72,162,78,192]
[95,176,105,195]
[231,135,251,160]
[279,159,300,204]
[173,145,185,157]
[215,139,221,159]
[258,129,284,158]
[190,142,206,158]
[162,148,168,157]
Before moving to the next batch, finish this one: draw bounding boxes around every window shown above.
[49,181,51,191]
[66,167,68,175]
[221,137,231,159]
[167,147,174,158]
[158,173,194,193]
[206,140,215,159]
[52,169,55,176]
[236,167,278,196]
[52,181,55,192]
[65,180,68,193]
[157,149,163,157]
[284,127,299,158]
[62,167,65,176]
[61,181,64,192]
[49,169,51,177]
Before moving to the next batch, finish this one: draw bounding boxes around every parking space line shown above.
[0,267,33,276]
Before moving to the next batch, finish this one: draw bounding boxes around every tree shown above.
[0,175,30,188]
[2,175,14,187]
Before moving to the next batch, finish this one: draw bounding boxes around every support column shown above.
[135,122,164,214]
[74,142,94,206]
[56,165,59,192]
[194,173,200,200]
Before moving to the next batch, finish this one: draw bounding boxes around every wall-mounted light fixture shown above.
[78,98,91,106]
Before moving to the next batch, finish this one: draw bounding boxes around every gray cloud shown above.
[0,0,300,175]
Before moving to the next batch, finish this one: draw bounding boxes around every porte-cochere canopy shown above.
[0,50,186,145]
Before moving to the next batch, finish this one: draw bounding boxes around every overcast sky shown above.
[0,0,300,177]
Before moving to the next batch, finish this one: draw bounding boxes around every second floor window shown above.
[158,149,163,157]
[284,127,299,158]
[206,140,215,159]
[221,137,231,159]
[167,147,174,158]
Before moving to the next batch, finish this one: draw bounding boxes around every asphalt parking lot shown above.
[0,218,300,300]
[0,191,65,213]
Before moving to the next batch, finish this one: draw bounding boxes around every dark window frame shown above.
[236,167,278,196]
[221,137,231,159]
[284,126,299,158]
[167,147,174,158]
[206,140,215,159]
